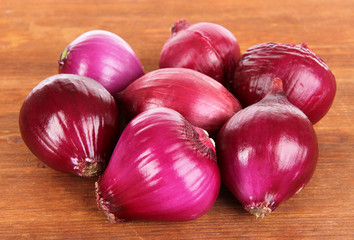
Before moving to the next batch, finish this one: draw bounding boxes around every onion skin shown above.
[58,30,144,95]
[116,68,242,136]
[159,19,241,87]
[231,42,336,124]
[96,107,220,222]
[19,74,119,177]
[217,78,318,217]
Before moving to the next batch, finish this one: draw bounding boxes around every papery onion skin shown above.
[58,30,144,95]
[19,74,119,177]
[159,19,241,87]
[231,42,336,124]
[96,107,220,222]
[116,68,242,136]
[217,78,318,217]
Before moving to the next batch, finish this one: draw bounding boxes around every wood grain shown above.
[1,0,353,239]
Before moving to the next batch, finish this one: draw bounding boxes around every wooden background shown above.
[1,0,353,239]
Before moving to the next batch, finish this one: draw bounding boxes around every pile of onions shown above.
[19,21,337,222]
[231,42,336,124]
[159,19,241,87]
[19,74,119,177]
[58,30,144,95]
[96,107,220,222]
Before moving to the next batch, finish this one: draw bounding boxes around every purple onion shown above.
[96,107,220,222]
[159,19,241,87]
[19,74,119,177]
[217,78,318,217]
[231,42,336,124]
[58,30,144,95]
[116,68,242,136]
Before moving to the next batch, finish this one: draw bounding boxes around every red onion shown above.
[96,107,220,222]
[217,78,318,217]
[116,68,242,136]
[231,42,336,124]
[19,74,119,177]
[159,19,241,87]
[58,30,144,95]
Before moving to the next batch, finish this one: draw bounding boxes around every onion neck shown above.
[58,47,69,66]
[300,42,309,49]
[171,19,191,35]
[262,77,287,102]
[193,127,216,153]
[269,77,285,96]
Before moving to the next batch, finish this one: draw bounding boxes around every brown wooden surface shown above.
[1,0,353,239]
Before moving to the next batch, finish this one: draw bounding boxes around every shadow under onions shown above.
[217,183,246,214]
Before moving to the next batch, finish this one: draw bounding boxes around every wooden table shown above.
[1,0,353,239]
